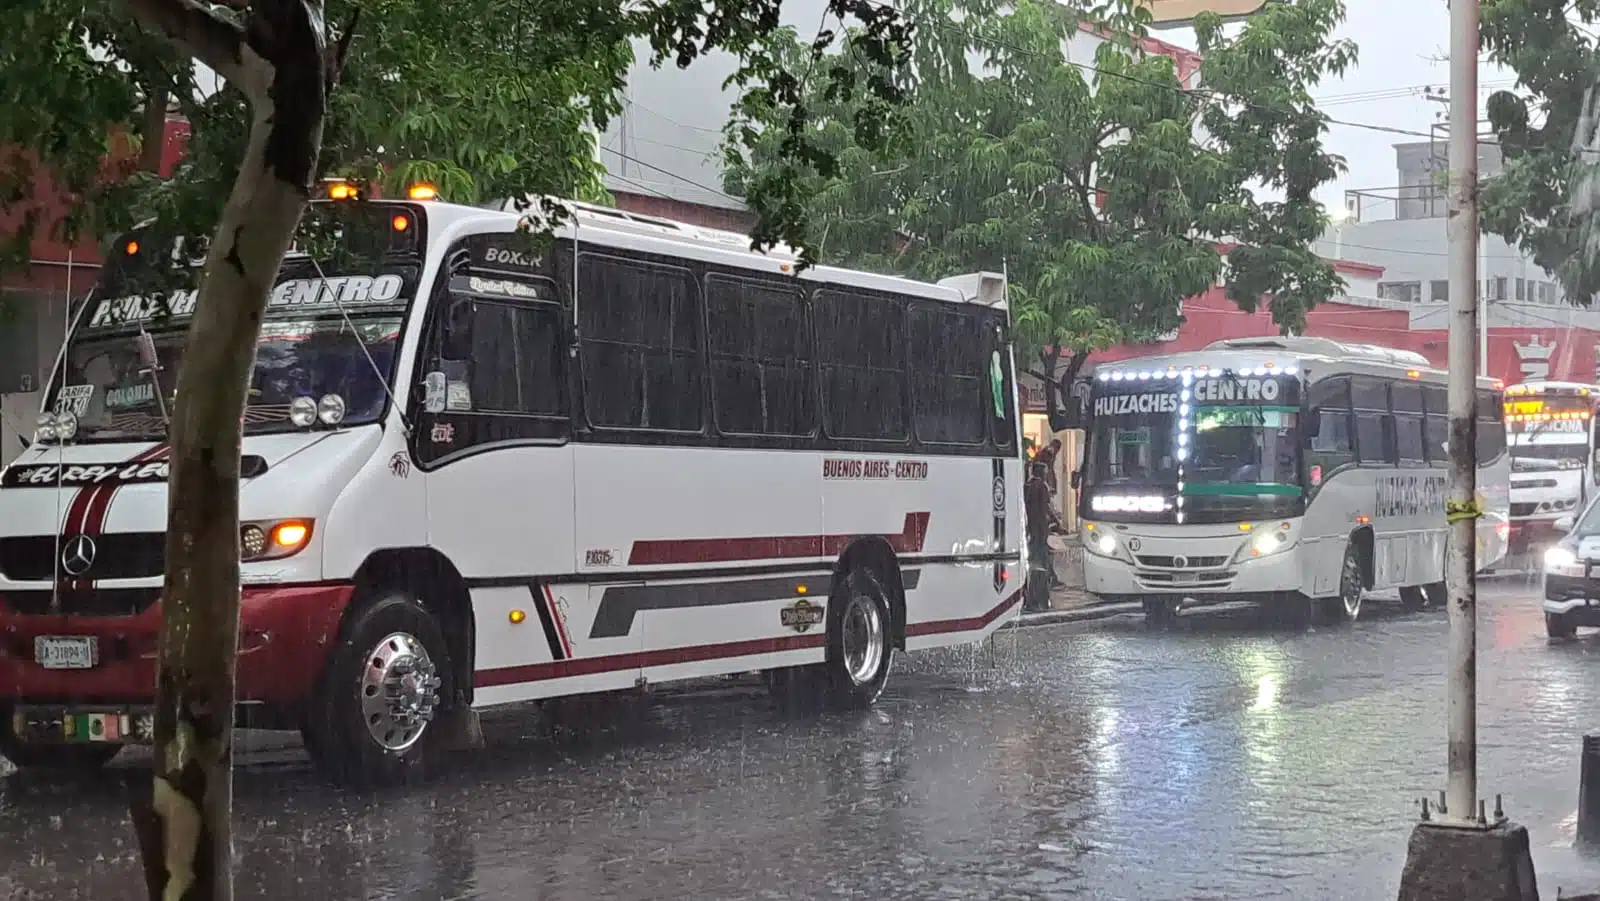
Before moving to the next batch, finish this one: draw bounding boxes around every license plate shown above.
[34,636,98,670]
[1171,572,1198,584]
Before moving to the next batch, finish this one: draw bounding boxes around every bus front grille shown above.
[1135,555,1228,569]
[0,534,166,582]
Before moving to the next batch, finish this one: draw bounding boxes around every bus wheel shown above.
[1547,612,1577,640]
[0,715,120,771]
[825,566,894,709]
[1424,582,1447,608]
[307,591,453,786]
[1316,547,1364,626]
[1399,585,1427,613]
[1142,598,1177,630]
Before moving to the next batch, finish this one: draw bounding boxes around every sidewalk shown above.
[1006,534,1143,630]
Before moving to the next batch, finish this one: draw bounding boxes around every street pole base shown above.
[1398,820,1539,901]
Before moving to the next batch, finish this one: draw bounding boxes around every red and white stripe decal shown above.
[58,444,169,588]
[542,583,574,660]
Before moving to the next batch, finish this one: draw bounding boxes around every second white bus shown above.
[1075,337,1510,627]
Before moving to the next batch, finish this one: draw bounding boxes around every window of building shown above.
[1378,281,1422,304]
[816,289,907,440]
[1430,280,1449,303]
[706,274,814,436]
[576,254,703,432]
[1515,278,1526,301]
[908,304,987,444]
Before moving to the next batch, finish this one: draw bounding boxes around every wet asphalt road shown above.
[8,576,1600,901]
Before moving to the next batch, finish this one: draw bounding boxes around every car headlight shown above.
[1545,545,1579,569]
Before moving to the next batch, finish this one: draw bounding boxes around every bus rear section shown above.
[1504,381,1599,558]
[0,192,1025,785]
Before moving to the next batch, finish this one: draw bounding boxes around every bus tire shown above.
[1399,585,1427,613]
[1547,612,1577,640]
[1315,545,1364,626]
[0,712,120,771]
[1142,598,1178,630]
[306,590,454,787]
[1424,582,1447,608]
[823,565,895,710]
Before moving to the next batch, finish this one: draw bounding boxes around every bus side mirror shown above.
[1556,514,1576,533]
[1305,409,1322,439]
[1070,470,1081,491]
[1050,394,1086,432]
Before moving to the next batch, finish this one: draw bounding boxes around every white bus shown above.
[1074,337,1510,627]
[1504,381,1600,556]
[0,185,1026,784]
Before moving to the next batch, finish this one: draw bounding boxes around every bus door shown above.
[413,263,588,701]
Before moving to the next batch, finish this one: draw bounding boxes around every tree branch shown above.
[122,0,248,89]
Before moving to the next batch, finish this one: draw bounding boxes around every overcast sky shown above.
[1165,0,1513,209]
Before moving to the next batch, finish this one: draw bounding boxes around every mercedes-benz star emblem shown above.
[60,534,97,577]
[1173,555,1189,569]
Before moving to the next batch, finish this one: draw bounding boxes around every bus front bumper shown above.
[0,582,352,731]
[1083,547,1302,602]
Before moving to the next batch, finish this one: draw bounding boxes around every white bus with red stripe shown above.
[0,188,1026,783]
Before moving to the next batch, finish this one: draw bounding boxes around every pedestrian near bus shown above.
[1024,461,1064,611]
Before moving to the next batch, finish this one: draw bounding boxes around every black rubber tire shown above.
[306,591,455,787]
[1315,544,1364,626]
[1424,582,1447,608]
[1547,612,1578,640]
[1142,597,1178,630]
[767,565,896,713]
[1399,585,1427,613]
[0,710,120,771]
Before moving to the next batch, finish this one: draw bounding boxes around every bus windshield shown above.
[1085,375,1303,523]
[49,313,403,441]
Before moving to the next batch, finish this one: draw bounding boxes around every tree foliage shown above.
[727,0,1351,414]
[1480,0,1600,302]
[0,0,911,275]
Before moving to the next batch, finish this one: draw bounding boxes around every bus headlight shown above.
[289,396,318,428]
[241,519,314,561]
[1238,524,1296,561]
[1083,526,1120,558]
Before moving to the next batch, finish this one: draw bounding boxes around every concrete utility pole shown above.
[1397,1,1537,896]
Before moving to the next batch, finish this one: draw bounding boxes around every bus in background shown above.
[1504,381,1600,557]
[0,183,1025,784]
[1074,337,1509,628]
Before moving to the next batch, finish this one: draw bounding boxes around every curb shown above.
[1003,601,1144,630]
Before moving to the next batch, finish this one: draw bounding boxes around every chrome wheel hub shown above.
[360,632,441,752]
[841,593,885,685]
[1342,557,1362,617]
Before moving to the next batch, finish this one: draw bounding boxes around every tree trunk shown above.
[139,88,170,172]
[121,3,332,898]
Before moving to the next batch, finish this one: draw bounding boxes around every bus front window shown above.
[1188,407,1300,487]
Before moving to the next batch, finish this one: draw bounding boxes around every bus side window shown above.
[1352,376,1394,466]
[1423,384,1449,465]
[1307,377,1355,479]
[1476,388,1506,462]
[1391,381,1426,465]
